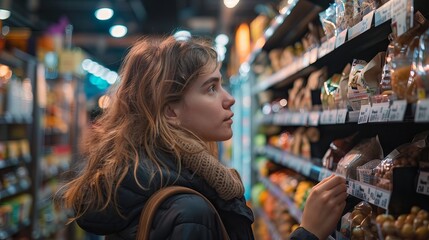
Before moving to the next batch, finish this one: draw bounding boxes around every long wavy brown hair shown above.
[55,35,220,221]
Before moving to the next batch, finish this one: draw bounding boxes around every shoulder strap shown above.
[136,186,230,240]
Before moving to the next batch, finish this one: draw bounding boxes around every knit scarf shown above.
[179,141,244,201]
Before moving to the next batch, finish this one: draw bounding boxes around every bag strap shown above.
[136,186,230,240]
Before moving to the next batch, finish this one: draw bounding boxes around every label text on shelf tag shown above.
[335,30,347,48]
[416,171,429,196]
[358,104,371,124]
[391,0,410,37]
[310,47,318,64]
[348,11,374,40]
[375,0,392,26]
[326,37,336,55]
[308,111,320,126]
[336,109,348,124]
[369,102,390,122]
[415,99,429,122]
[388,100,407,121]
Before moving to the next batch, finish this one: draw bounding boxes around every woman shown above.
[55,35,347,240]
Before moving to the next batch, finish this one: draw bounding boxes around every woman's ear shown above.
[164,104,180,125]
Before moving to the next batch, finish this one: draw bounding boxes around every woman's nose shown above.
[223,91,235,108]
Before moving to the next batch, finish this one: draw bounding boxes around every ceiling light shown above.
[109,24,127,38]
[0,0,11,20]
[224,0,239,8]
[95,8,113,20]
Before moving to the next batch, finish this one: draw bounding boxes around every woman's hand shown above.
[300,174,347,240]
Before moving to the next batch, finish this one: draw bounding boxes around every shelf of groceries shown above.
[245,0,429,238]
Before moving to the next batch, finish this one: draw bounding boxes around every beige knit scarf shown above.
[179,141,244,201]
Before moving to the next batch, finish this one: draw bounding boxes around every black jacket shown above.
[76,150,254,239]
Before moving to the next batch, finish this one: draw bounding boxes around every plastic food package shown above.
[322,132,359,171]
[336,135,384,179]
[356,159,381,184]
[319,3,337,39]
[340,201,378,239]
[347,59,369,111]
[374,140,426,190]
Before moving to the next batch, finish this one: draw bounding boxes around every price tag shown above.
[326,37,336,55]
[388,100,407,121]
[300,162,312,176]
[300,111,309,125]
[308,111,320,126]
[358,104,370,124]
[291,112,302,125]
[336,109,348,124]
[391,0,411,37]
[348,11,374,40]
[374,0,392,26]
[369,102,390,122]
[303,51,311,67]
[335,30,347,48]
[318,41,329,58]
[310,47,318,64]
[416,171,429,196]
[273,113,281,124]
[320,110,337,125]
[318,168,333,181]
[415,99,429,122]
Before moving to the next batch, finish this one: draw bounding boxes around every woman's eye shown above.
[208,85,216,92]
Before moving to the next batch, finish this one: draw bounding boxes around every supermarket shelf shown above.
[0,220,30,240]
[259,176,303,222]
[252,8,393,94]
[257,145,392,209]
[0,180,31,200]
[0,155,31,170]
[254,99,429,126]
[254,207,283,240]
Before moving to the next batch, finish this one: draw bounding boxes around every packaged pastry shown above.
[336,135,384,179]
[340,201,379,240]
[347,59,369,111]
[322,132,359,171]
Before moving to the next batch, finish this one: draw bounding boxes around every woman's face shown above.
[171,64,235,142]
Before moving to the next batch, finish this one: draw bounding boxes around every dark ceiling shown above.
[5,0,277,72]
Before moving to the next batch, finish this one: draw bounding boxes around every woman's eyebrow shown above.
[200,77,220,87]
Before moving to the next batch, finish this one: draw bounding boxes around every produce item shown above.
[341,201,378,240]
[322,132,359,171]
[293,180,314,210]
[375,206,429,239]
[336,135,384,179]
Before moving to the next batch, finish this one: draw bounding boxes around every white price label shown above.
[310,47,318,64]
[318,41,329,58]
[415,99,429,122]
[388,100,407,121]
[358,105,371,124]
[375,0,392,26]
[326,37,336,55]
[416,171,429,196]
[336,109,348,124]
[391,0,409,37]
[300,162,312,176]
[320,110,337,125]
[369,102,390,122]
[335,30,347,48]
[308,111,320,126]
[348,11,374,40]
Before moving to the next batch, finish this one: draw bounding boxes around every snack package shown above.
[319,3,337,39]
[347,59,369,111]
[336,135,384,179]
[334,63,352,109]
[374,140,426,190]
[321,73,342,110]
[322,132,359,171]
